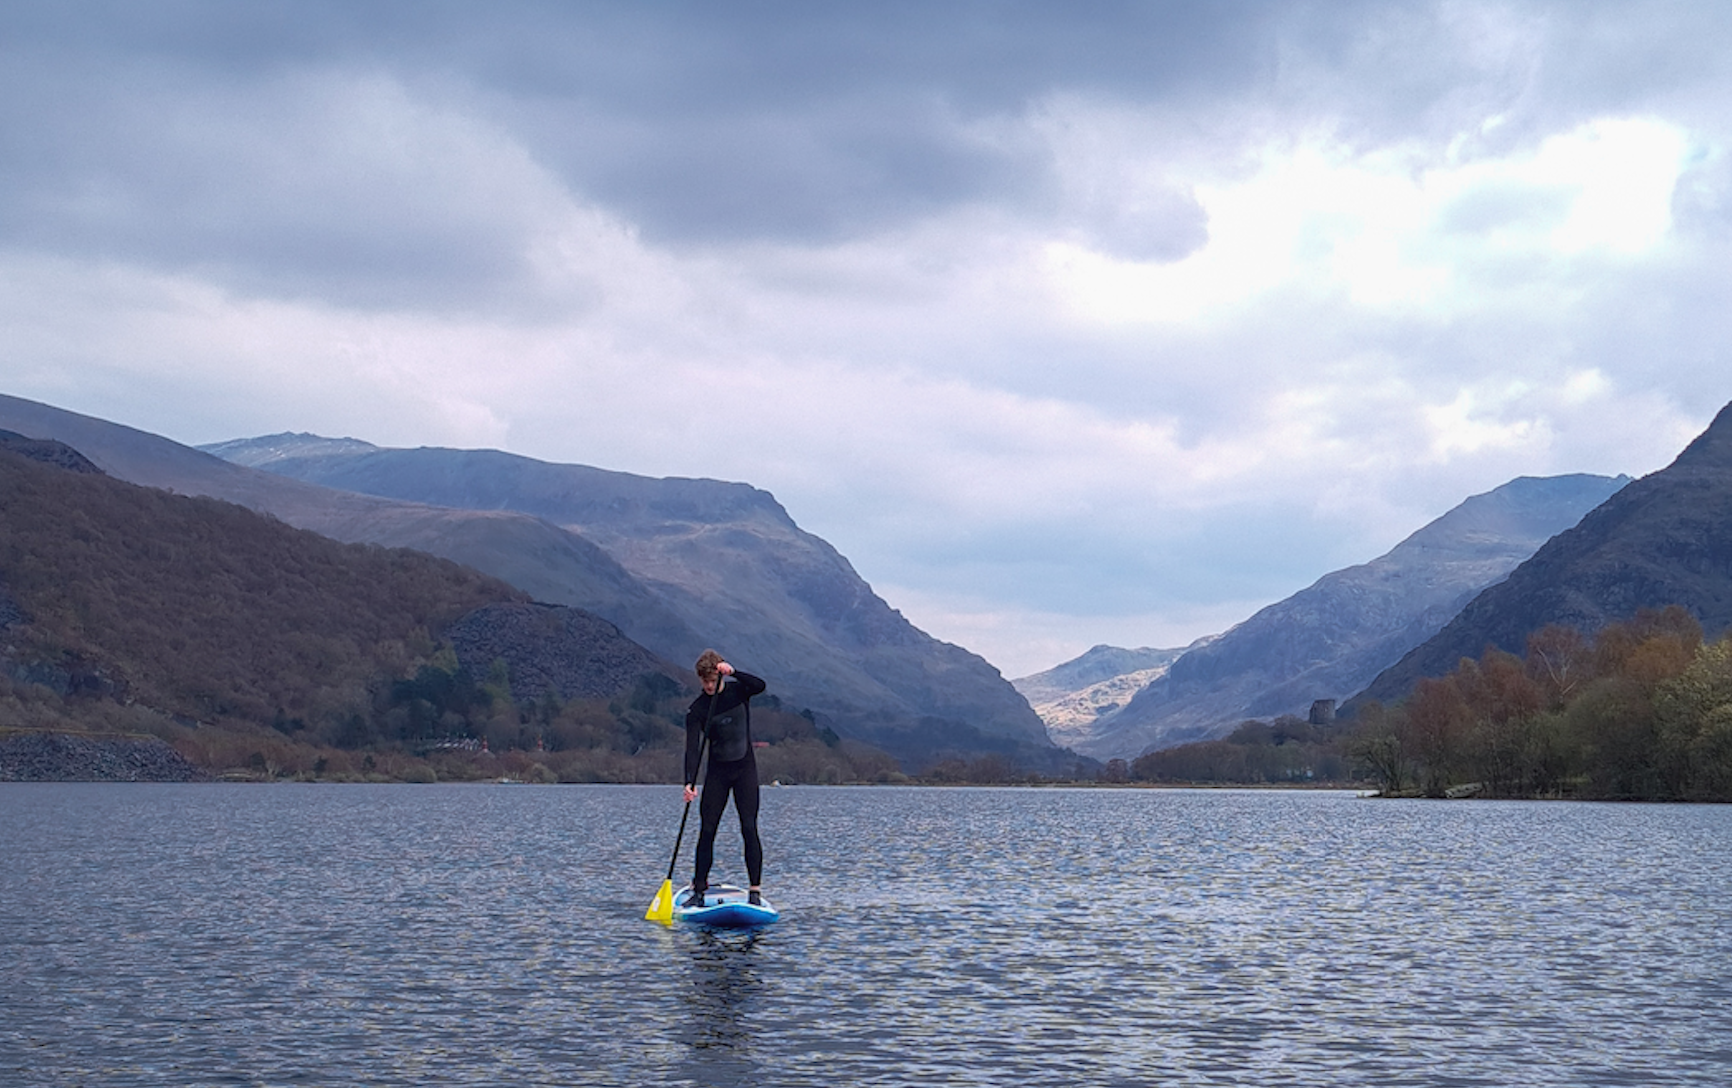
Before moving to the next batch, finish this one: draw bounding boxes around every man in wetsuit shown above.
[684,649,768,907]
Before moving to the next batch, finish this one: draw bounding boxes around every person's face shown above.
[701,673,719,695]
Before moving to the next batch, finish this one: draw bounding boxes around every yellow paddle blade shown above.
[645,878,675,923]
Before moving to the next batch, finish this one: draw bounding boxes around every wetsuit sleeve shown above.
[729,671,767,699]
[684,700,708,786]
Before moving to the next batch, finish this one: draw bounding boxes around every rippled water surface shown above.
[3,784,1730,1086]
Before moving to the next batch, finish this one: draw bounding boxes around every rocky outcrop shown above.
[0,430,104,474]
[443,601,679,703]
[0,731,202,782]
[3,578,132,699]
[3,653,129,701]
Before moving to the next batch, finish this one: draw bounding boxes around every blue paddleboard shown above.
[673,883,778,928]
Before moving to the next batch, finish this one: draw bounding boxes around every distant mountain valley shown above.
[1013,643,1196,749]
[1022,473,1630,759]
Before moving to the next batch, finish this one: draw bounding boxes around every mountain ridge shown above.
[0,438,888,784]
[0,395,707,663]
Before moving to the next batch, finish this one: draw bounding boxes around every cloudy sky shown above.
[4,2,1730,677]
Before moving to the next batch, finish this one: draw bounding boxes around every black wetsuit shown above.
[685,670,767,892]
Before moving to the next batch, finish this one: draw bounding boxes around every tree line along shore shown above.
[8,606,1732,798]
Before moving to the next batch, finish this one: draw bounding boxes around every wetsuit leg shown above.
[733,757,763,886]
[693,763,730,891]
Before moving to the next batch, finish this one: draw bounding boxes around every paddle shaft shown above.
[664,687,720,882]
[664,733,706,881]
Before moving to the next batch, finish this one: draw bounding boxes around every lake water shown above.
[2,784,1729,1087]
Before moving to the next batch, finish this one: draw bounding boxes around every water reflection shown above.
[673,928,766,1083]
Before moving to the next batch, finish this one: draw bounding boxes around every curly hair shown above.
[694,649,724,683]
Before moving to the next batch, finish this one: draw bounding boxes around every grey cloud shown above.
[462,1,1285,113]
[4,2,1726,294]
[1315,2,1732,151]
[0,1,1330,266]
[469,2,1300,246]
[543,95,1040,246]
[0,51,560,311]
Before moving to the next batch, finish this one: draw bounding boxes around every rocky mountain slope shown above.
[1064,473,1628,758]
[0,432,714,782]
[200,432,1056,767]
[1355,401,1732,708]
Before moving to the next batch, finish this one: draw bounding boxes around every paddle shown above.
[645,688,717,922]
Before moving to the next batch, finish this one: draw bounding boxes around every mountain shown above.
[1012,644,1195,751]
[0,433,728,783]
[200,432,1057,767]
[1354,402,1732,708]
[0,395,1052,767]
[0,396,705,661]
[1067,473,1629,758]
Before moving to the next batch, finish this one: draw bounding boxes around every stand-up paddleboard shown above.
[673,883,778,928]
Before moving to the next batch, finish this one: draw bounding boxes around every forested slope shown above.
[1,441,518,734]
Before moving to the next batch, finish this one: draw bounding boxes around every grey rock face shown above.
[0,732,202,782]
[443,601,676,703]
[1013,644,1194,750]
